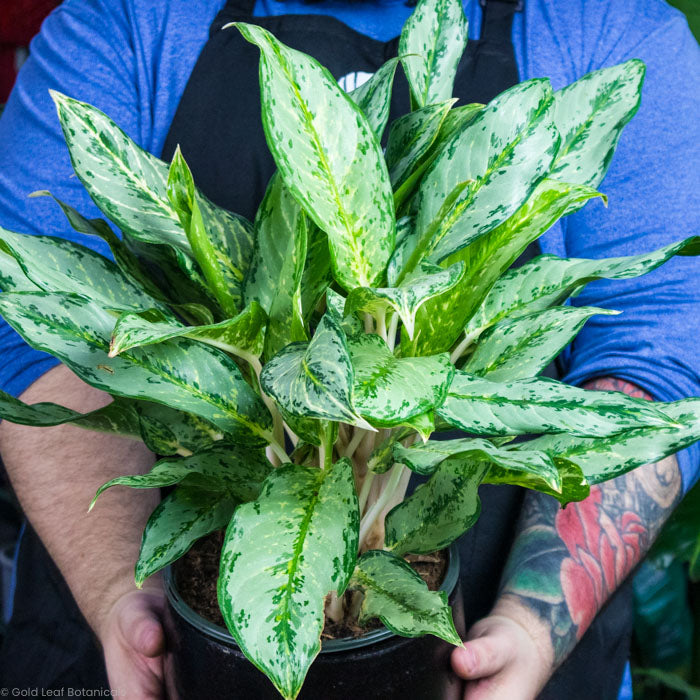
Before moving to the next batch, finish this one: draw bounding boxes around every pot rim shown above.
[164,541,461,654]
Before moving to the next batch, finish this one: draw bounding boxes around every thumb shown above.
[117,592,166,658]
[451,636,513,680]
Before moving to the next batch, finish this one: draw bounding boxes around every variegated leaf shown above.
[467,236,700,338]
[437,103,483,142]
[0,292,272,443]
[406,179,604,356]
[30,190,169,302]
[485,455,590,506]
[134,402,225,456]
[218,459,359,700]
[367,427,415,475]
[91,443,271,508]
[136,484,237,586]
[349,334,454,426]
[235,23,395,291]
[385,458,488,555]
[550,60,645,191]
[385,99,456,189]
[516,398,700,484]
[386,216,416,287]
[109,303,266,359]
[245,173,308,360]
[437,373,671,438]
[0,389,139,436]
[0,249,38,291]
[349,549,461,644]
[392,437,558,485]
[345,261,464,340]
[463,306,618,381]
[348,58,400,140]
[391,104,483,211]
[401,79,559,279]
[260,313,372,429]
[325,288,363,336]
[0,226,160,312]
[51,91,190,252]
[167,147,253,315]
[398,0,468,108]
[300,223,332,321]
[124,237,218,314]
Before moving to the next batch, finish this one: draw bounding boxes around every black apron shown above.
[0,0,633,696]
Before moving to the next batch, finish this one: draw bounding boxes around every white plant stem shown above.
[358,471,375,514]
[386,312,400,352]
[375,307,387,343]
[326,590,345,623]
[358,463,406,550]
[449,328,481,364]
[343,428,366,460]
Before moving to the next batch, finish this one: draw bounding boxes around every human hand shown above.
[451,610,553,700]
[99,585,174,699]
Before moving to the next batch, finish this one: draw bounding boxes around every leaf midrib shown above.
[10,298,266,438]
[267,41,372,286]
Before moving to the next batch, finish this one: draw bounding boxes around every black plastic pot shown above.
[164,542,465,700]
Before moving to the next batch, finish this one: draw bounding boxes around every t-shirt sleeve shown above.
[0,0,140,398]
[554,5,700,490]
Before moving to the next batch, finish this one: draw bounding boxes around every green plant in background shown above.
[668,0,700,42]
[1,0,700,697]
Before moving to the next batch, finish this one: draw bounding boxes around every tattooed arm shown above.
[451,377,683,699]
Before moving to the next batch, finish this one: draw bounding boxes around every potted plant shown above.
[1,0,700,697]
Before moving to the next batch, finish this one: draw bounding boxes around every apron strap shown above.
[210,0,257,36]
[480,0,523,43]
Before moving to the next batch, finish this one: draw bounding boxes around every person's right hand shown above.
[99,586,171,699]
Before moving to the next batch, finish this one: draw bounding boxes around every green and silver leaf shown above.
[236,23,395,291]
[406,179,604,356]
[91,443,271,508]
[385,99,456,189]
[167,146,253,315]
[51,91,190,252]
[349,334,453,426]
[0,226,160,312]
[0,292,272,443]
[109,303,266,359]
[260,313,372,429]
[463,305,618,381]
[550,59,645,191]
[218,458,358,700]
[349,549,461,645]
[398,0,468,108]
[136,484,237,586]
[345,261,464,340]
[385,458,488,555]
[0,389,139,436]
[348,58,400,140]
[468,236,700,337]
[517,398,700,484]
[403,79,559,278]
[437,373,672,438]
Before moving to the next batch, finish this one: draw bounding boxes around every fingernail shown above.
[459,644,477,674]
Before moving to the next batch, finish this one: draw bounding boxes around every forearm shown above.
[495,377,682,669]
[0,364,157,638]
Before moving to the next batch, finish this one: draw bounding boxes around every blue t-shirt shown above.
[1,0,699,492]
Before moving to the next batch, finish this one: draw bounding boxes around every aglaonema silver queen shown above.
[1,0,699,697]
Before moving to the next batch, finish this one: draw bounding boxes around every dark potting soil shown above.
[175,531,448,639]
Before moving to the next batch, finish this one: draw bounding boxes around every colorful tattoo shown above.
[499,377,682,664]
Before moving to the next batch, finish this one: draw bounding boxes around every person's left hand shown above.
[451,612,553,700]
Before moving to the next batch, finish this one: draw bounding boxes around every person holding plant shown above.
[0,0,698,699]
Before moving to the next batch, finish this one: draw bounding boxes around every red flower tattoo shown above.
[555,486,647,637]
